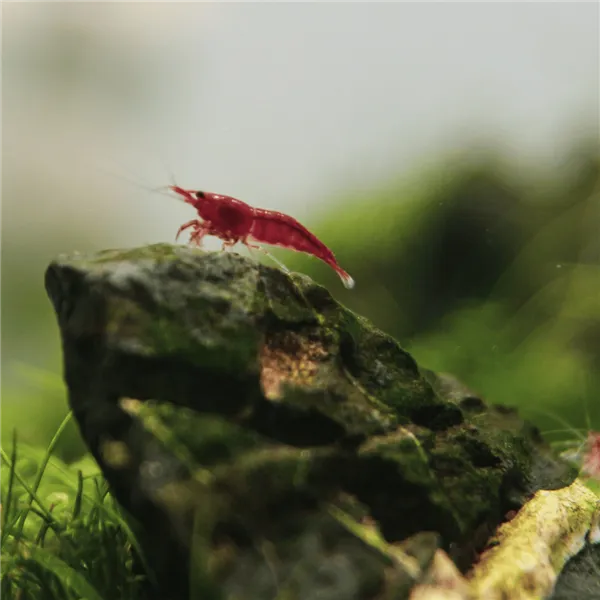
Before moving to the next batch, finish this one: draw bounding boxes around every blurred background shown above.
[3,2,599,459]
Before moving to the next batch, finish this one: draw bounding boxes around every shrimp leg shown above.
[176,220,210,248]
[222,239,238,251]
[175,219,200,242]
[245,241,290,273]
[189,225,209,247]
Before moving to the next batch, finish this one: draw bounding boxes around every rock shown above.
[45,244,578,600]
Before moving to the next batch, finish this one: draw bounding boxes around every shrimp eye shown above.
[195,191,205,199]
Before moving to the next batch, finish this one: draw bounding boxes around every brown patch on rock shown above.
[260,331,331,400]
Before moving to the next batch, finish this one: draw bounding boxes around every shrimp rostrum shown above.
[170,185,355,289]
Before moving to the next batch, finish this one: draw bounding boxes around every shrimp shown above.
[169,185,355,289]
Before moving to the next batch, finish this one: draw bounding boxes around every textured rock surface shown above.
[45,244,578,599]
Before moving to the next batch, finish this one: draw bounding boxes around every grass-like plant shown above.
[1,412,152,600]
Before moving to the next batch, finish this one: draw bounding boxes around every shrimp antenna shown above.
[97,165,187,205]
[156,147,178,191]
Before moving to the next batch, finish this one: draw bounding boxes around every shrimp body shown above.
[170,185,354,289]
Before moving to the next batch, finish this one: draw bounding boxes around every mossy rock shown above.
[45,244,577,600]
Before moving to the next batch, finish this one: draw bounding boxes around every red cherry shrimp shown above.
[170,185,355,289]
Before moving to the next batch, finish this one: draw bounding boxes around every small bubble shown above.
[556,264,562,269]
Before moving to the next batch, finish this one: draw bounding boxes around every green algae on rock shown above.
[45,244,578,599]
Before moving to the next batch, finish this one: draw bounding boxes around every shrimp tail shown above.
[250,209,355,289]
